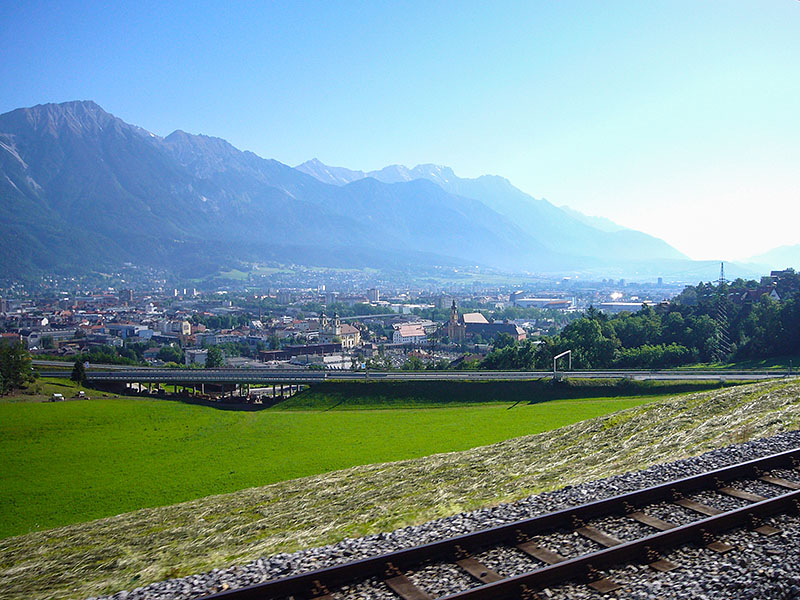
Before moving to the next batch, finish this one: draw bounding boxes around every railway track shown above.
[199,448,800,600]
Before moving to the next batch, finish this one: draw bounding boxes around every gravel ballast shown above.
[91,430,800,600]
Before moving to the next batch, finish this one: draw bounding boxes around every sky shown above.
[1,1,798,261]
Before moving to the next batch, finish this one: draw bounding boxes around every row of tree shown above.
[482,277,800,370]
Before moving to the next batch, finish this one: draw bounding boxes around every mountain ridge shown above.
[1,101,710,280]
[296,159,687,262]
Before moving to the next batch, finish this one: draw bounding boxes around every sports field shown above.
[0,378,685,539]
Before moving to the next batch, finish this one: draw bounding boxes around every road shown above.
[34,367,796,384]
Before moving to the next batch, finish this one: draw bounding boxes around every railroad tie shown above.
[746,512,782,537]
[585,563,622,593]
[517,541,621,591]
[759,474,800,490]
[627,512,679,571]
[718,486,767,503]
[627,511,678,531]
[673,497,722,516]
[573,526,624,592]
[516,541,565,565]
[574,525,622,548]
[455,557,504,584]
[717,484,782,535]
[672,499,734,552]
[698,528,736,554]
[384,574,433,600]
[306,579,335,600]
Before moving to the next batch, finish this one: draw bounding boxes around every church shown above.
[446,301,526,343]
[318,311,361,349]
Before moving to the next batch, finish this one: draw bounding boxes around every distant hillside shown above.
[295,158,365,186]
[0,102,553,277]
[559,205,627,233]
[747,245,800,271]
[298,160,687,263]
[1,101,698,279]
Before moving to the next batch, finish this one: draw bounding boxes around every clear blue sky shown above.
[1,1,798,261]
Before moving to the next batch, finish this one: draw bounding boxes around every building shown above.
[367,288,380,302]
[597,301,656,314]
[185,349,208,366]
[158,319,191,336]
[337,295,369,306]
[318,312,361,349]
[0,332,22,346]
[446,302,526,342]
[392,323,427,344]
[143,347,162,363]
[258,342,342,362]
[25,328,78,349]
[512,297,572,310]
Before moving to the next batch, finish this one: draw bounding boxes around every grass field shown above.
[0,378,692,539]
[2,379,798,600]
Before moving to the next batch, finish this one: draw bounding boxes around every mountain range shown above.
[0,101,770,281]
[746,245,800,271]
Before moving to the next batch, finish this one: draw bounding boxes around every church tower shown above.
[447,300,464,341]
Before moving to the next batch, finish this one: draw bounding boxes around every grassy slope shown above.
[282,379,728,409]
[1,379,798,600]
[0,380,673,538]
[681,354,800,370]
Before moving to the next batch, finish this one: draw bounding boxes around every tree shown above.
[157,345,184,364]
[268,334,281,350]
[493,333,516,350]
[401,355,425,370]
[0,342,35,395]
[205,346,225,368]
[71,359,86,385]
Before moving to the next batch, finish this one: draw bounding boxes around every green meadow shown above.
[0,378,733,539]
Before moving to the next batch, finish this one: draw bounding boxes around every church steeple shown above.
[447,300,464,342]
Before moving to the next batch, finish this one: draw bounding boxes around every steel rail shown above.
[197,447,800,600]
[440,489,800,600]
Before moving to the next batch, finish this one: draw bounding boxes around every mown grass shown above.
[0,379,672,539]
[680,354,800,370]
[1,379,798,600]
[283,379,732,410]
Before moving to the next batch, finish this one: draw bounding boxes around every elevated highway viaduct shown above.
[37,368,795,386]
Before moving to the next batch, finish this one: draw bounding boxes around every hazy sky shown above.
[1,1,798,261]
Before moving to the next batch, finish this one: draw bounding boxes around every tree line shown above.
[482,274,800,370]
